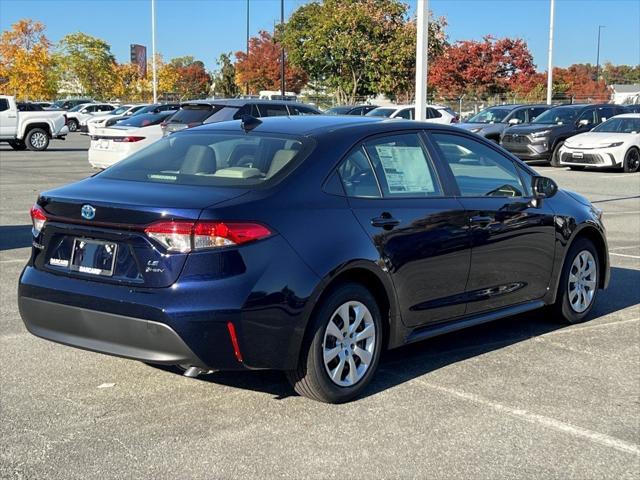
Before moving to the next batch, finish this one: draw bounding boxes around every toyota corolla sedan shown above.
[19,116,609,403]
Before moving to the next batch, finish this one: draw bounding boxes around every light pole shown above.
[246,0,250,95]
[280,0,285,98]
[151,0,157,103]
[415,0,428,121]
[595,25,605,81]
[546,0,555,105]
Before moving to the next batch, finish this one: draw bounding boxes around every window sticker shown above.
[374,145,434,193]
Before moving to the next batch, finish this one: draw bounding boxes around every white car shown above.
[65,103,116,132]
[366,104,458,124]
[88,111,176,169]
[559,114,640,173]
[86,104,148,135]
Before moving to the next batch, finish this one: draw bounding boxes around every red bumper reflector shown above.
[226,322,243,362]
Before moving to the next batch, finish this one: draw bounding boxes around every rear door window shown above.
[337,147,381,198]
[431,133,525,197]
[257,104,289,117]
[427,108,442,119]
[363,133,441,197]
[395,108,413,120]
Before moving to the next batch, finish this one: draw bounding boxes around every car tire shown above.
[550,141,564,167]
[623,147,640,173]
[552,237,599,324]
[67,119,79,132]
[8,140,27,151]
[25,128,50,151]
[286,283,383,403]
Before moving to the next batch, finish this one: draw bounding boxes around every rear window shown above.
[100,132,310,187]
[169,105,221,125]
[117,112,174,127]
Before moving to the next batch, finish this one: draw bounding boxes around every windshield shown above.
[116,112,175,128]
[68,104,89,112]
[592,117,640,133]
[467,107,512,123]
[533,106,580,125]
[366,107,396,117]
[110,106,131,116]
[101,132,309,188]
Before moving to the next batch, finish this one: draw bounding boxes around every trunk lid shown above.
[35,176,248,287]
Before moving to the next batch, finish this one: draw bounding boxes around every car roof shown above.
[182,114,464,137]
[181,98,316,108]
[612,113,640,118]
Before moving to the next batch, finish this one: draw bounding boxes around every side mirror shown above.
[532,176,558,199]
[508,118,520,125]
[577,119,590,127]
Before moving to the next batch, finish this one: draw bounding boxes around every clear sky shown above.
[1,0,639,72]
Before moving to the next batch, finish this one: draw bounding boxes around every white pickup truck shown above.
[0,95,69,151]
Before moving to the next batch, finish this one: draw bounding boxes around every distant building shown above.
[610,84,640,105]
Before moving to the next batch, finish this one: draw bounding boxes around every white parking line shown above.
[0,258,27,264]
[610,252,640,259]
[610,246,640,251]
[413,380,640,456]
[544,317,640,336]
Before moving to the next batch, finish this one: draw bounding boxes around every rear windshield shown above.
[116,112,174,127]
[169,105,221,124]
[100,132,310,187]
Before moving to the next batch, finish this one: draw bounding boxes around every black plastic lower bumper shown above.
[19,296,206,367]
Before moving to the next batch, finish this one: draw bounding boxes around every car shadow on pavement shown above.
[149,266,640,401]
[0,225,32,251]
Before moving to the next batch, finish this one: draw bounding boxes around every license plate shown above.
[572,152,584,159]
[69,238,118,276]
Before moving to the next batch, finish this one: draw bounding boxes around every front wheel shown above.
[286,283,383,403]
[26,128,50,151]
[623,147,640,173]
[550,141,564,167]
[552,237,599,324]
[67,119,79,132]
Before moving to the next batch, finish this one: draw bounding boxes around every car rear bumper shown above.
[19,296,205,367]
[88,147,128,169]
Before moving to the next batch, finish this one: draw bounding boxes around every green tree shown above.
[279,0,446,103]
[211,52,239,97]
[57,32,116,98]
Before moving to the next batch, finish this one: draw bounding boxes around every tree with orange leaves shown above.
[0,19,57,99]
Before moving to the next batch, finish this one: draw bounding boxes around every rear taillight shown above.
[144,220,271,253]
[113,136,145,143]
[30,204,47,236]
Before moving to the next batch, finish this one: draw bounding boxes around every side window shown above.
[577,109,596,126]
[510,108,527,124]
[337,146,381,198]
[349,107,364,116]
[529,107,547,122]
[258,104,289,117]
[364,133,441,197]
[395,108,413,120]
[85,105,97,113]
[427,108,442,119]
[597,106,617,123]
[431,133,525,198]
[0,99,11,111]
[288,105,317,116]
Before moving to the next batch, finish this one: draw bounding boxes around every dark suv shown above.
[162,99,321,135]
[501,103,626,165]
[457,104,551,143]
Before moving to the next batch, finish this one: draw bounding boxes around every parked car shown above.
[65,103,116,132]
[456,104,551,143]
[558,113,640,172]
[162,99,321,135]
[88,111,177,169]
[0,95,68,151]
[16,102,44,112]
[34,101,54,109]
[501,103,627,165]
[325,105,379,116]
[51,98,94,110]
[128,103,181,117]
[624,104,640,114]
[365,104,458,124]
[19,115,609,403]
[86,104,148,135]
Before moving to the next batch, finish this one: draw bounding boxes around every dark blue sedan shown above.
[19,115,609,403]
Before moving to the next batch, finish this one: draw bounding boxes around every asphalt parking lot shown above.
[1,134,639,479]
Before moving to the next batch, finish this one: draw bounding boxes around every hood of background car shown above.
[505,124,566,135]
[564,132,632,148]
[457,123,505,134]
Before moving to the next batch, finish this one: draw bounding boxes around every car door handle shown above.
[470,215,494,225]
[371,214,400,229]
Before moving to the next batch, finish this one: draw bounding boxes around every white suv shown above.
[366,104,459,124]
[65,103,116,132]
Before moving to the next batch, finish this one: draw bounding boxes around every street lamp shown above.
[595,25,606,81]
[415,0,429,121]
[546,0,555,105]
[280,0,285,98]
[151,0,157,103]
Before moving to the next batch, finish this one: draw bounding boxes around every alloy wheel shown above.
[568,250,597,313]
[30,131,47,149]
[626,149,640,173]
[322,301,376,387]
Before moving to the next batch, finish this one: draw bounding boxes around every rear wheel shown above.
[286,283,383,403]
[623,147,640,173]
[8,140,27,151]
[552,237,599,324]
[550,141,564,167]
[26,128,50,151]
[67,119,79,132]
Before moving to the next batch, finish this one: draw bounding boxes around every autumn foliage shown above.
[235,31,307,94]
